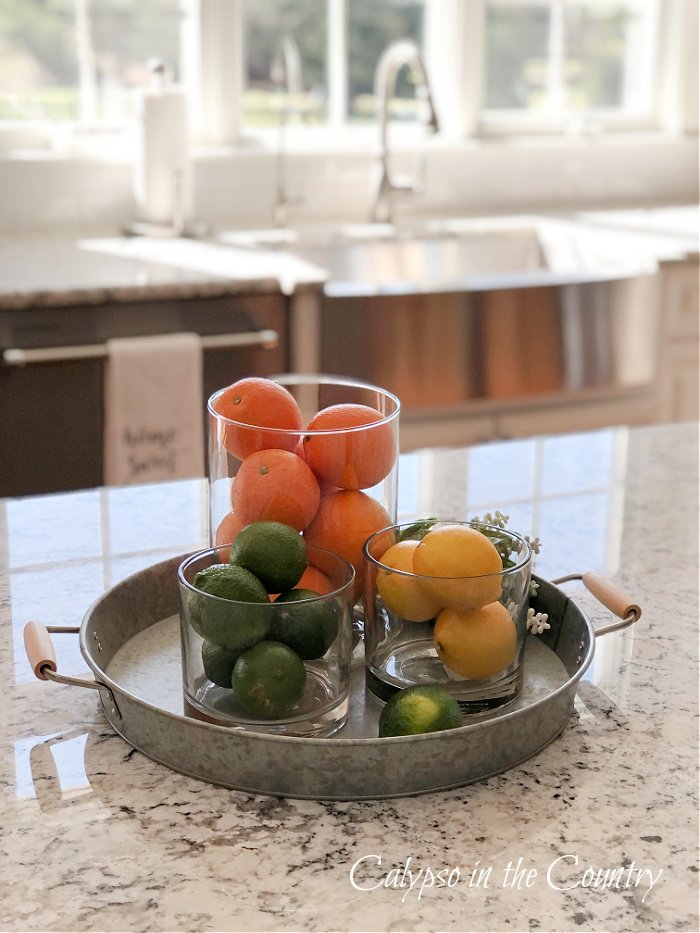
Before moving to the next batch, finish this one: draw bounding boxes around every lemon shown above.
[270,589,339,660]
[434,601,517,680]
[413,524,503,611]
[376,540,443,622]
[191,563,269,650]
[229,521,307,593]
[201,640,240,688]
[378,685,463,737]
[231,641,307,719]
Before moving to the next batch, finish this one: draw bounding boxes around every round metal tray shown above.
[24,555,640,800]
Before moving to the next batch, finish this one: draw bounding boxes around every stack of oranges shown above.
[212,377,396,598]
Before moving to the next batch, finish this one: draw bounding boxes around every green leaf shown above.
[398,518,438,542]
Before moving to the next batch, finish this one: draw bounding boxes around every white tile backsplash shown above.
[0,135,697,236]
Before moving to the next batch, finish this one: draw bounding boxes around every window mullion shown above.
[76,0,98,124]
[327,0,348,126]
[425,0,486,137]
[655,0,698,134]
[547,0,565,115]
[185,0,243,146]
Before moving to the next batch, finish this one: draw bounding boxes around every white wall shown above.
[0,131,696,236]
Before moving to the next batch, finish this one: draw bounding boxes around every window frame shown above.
[0,0,695,155]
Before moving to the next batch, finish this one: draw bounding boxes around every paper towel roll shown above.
[134,77,192,228]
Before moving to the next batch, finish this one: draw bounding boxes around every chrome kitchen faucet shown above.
[271,35,304,228]
[371,39,440,224]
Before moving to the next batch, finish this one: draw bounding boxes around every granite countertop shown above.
[0,205,695,311]
[0,233,327,310]
[1,422,698,932]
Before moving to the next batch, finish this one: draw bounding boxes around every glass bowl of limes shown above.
[178,521,355,737]
[362,519,532,713]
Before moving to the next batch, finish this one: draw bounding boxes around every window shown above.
[242,0,426,129]
[346,0,424,123]
[0,0,186,126]
[482,0,660,128]
[0,0,692,147]
[243,0,328,127]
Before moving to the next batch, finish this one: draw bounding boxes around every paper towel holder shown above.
[125,59,207,240]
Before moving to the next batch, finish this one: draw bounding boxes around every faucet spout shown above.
[371,39,439,224]
[271,35,303,228]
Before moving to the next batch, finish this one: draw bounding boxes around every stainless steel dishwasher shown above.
[0,293,288,496]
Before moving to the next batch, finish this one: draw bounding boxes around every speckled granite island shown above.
[1,422,697,933]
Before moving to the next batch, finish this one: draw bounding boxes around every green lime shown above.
[378,685,463,738]
[229,521,307,593]
[191,563,269,650]
[231,641,307,719]
[270,589,338,660]
[201,640,240,688]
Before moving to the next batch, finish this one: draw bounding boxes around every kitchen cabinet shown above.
[493,390,656,440]
[399,388,656,451]
[0,292,288,497]
[655,258,699,422]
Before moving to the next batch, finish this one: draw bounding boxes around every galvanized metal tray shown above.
[24,555,640,800]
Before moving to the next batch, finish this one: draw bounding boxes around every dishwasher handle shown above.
[2,329,279,366]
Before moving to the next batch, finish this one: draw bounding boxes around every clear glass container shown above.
[363,520,532,713]
[178,544,355,736]
[207,374,400,612]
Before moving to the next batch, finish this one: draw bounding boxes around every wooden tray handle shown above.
[581,571,642,622]
[24,621,57,680]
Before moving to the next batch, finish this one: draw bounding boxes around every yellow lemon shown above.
[376,540,443,622]
[433,602,517,680]
[413,524,503,611]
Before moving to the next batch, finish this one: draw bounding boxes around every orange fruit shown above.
[433,602,517,680]
[303,404,396,490]
[304,490,392,600]
[212,377,302,460]
[413,524,503,611]
[214,510,247,561]
[231,449,320,532]
[297,564,334,596]
[375,540,443,622]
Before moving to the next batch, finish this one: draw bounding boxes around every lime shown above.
[378,685,463,738]
[201,640,240,688]
[229,521,308,593]
[191,563,269,650]
[270,589,339,660]
[231,641,307,719]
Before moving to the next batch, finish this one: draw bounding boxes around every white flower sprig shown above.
[477,510,509,529]
[527,608,550,635]
[525,535,542,555]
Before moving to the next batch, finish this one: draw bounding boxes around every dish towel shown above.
[104,333,205,486]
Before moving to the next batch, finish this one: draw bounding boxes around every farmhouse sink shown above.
[214,215,659,298]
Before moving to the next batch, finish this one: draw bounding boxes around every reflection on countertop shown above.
[0,421,698,932]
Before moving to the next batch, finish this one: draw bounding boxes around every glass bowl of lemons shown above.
[178,521,355,737]
[362,519,532,713]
